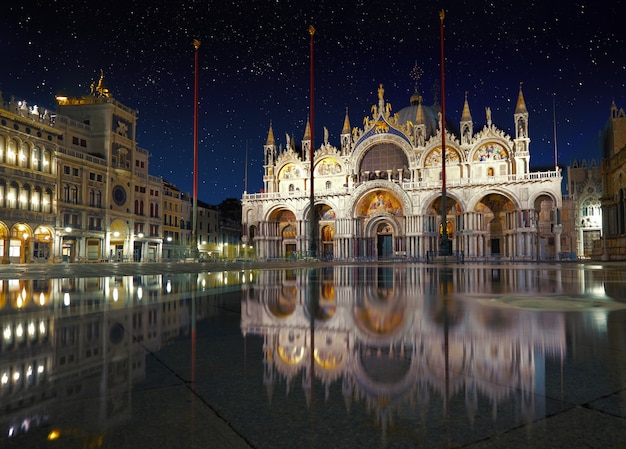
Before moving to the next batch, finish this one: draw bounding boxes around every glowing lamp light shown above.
[113,231,120,237]
[48,429,61,441]
[63,292,70,306]
[137,232,144,238]
[65,227,72,232]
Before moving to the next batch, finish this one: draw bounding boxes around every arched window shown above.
[7,182,18,208]
[19,142,30,168]
[32,187,41,212]
[7,139,17,165]
[42,150,52,174]
[20,184,31,210]
[70,185,78,204]
[42,189,53,213]
[0,180,7,208]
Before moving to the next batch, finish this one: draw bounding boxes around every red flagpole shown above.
[192,39,200,257]
[439,10,451,256]
[308,25,317,258]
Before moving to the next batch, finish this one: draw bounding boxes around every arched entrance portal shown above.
[376,222,394,259]
[355,189,404,260]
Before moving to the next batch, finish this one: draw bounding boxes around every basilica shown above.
[241,83,563,261]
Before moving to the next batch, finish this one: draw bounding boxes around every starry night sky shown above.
[1,1,624,204]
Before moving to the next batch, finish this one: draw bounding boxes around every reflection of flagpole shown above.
[439,10,451,256]
[308,25,318,259]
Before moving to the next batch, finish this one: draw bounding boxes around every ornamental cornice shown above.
[314,142,341,159]
[472,125,512,144]
[275,147,302,166]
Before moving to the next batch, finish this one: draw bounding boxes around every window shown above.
[64,166,70,175]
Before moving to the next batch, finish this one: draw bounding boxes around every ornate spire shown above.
[303,116,311,140]
[415,101,425,125]
[342,107,351,134]
[515,82,527,114]
[266,122,275,146]
[461,91,472,122]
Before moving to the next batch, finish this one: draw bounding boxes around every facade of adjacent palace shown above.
[242,83,563,261]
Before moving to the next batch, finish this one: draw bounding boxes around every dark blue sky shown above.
[1,1,624,204]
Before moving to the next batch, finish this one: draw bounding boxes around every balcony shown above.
[242,170,562,201]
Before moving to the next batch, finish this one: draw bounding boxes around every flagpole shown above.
[439,10,451,256]
[192,39,200,258]
[308,25,318,259]
[553,96,558,171]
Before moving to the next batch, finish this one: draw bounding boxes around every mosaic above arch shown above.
[356,190,403,217]
[426,197,462,215]
[473,142,508,162]
[314,157,342,176]
[424,146,461,167]
[278,163,301,180]
[318,204,336,220]
[474,193,516,213]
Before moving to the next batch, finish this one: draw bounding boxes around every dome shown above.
[395,94,460,142]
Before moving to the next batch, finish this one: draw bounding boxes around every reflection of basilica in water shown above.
[241,266,623,436]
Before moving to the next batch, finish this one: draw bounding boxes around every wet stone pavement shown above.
[1,261,626,448]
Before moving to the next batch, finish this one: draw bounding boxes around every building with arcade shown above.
[242,83,563,261]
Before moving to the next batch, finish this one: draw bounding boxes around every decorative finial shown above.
[308,25,315,36]
[193,39,201,51]
[440,9,445,22]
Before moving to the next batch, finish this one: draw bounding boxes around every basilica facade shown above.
[242,84,563,261]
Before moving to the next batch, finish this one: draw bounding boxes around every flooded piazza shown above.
[1,262,626,448]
